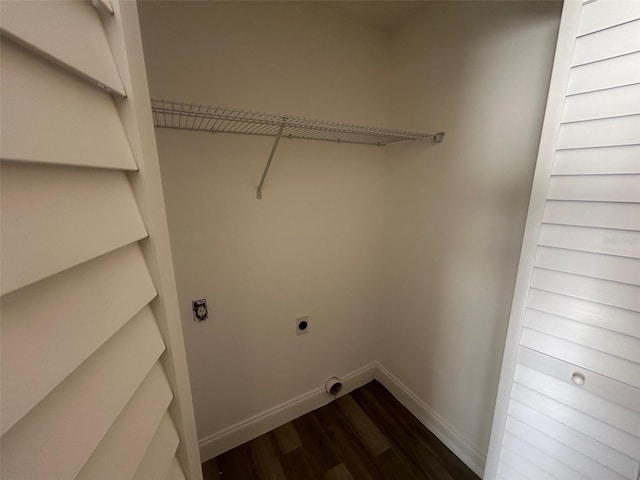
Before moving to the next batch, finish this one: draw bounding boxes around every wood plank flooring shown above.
[202,381,480,480]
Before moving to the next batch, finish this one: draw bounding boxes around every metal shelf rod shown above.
[257,123,285,200]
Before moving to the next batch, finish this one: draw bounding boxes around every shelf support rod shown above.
[257,123,285,200]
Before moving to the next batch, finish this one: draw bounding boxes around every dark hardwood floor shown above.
[202,380,480,480]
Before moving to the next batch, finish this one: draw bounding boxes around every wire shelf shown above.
[151,99,443,146]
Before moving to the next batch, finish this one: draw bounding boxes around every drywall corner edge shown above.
[483,1,584,478]
[198,362,377,462]
[375,363,487,478]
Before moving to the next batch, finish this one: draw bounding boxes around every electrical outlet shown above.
[296,316,309,335]
[192,298,208,322]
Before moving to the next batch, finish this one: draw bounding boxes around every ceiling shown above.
[321,1,429,32]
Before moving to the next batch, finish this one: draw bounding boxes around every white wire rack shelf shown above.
[151,99,444,198]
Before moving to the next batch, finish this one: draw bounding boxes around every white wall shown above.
[137,1,390,442]
[138,0,562,465]
[380,0,562,455]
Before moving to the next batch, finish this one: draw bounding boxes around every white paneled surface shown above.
[488,1,640,477]
[520,327,640,388]
[0,40,136,170]
[524,309,640,363]
[518,347,640,414]
[546,175,640,202]
[505,415,627,480]
[0,243,157,435]
[514,363,640,435]
[577,0,640,36]
[530,268,640,311]
[499,445,557,480]
[527,288,640,338]
[552,145,640,175]
[0,0,125,95]
[511,382,640,460]
[543,200,640,230]
[497,462,529,480]
[0,309,165,480]
[509,400,638,479]
[133,413,181,480]
[573,18,640,65]
[0,162,147,295]
[503,431,585,480]
[562,83,640,122]
[75,364,174,480]
[165,457,188,480]
[538,224,640,258]
[557,114,640,148]
[0,1,200,479]
[567,51,640,95]
[534,245,640,284]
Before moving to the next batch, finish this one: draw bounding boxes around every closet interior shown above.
[3,1,639,479]
[136,1,563,476]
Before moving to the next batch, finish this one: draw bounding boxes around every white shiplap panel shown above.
[520,328,640,388]
[500,445,557,480]
[0,162,148,295]
[505,416,627,480]
[534,246,640,285]
[133,413,180,480]
[524,309,640,371]
[164,457,187,480]
[573,19,640,66]
[531,268,640,312]
[557,115,640,149]
[493,3,640,478]
[514,363,640,437]
[543,200,640,230]
[0,243,157,435]
[547,175,640,203]
[0,0,125,96]
[511,382,640,459]
[567,52,640,95]
[75,363,173,480]
[497,462,529,480]
[0,307,165,480]
[527,288,640,339]
[562,84,640,122]
[0,41,136,170]
[518,346,640,414]
[578,0,640,36]
[538,224,640,258]
[509,400,638,479]
[502,431,585,480]
[552,145,640,175]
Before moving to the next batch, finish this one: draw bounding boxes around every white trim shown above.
[199,361,487,478]
[375,363,486,478]
[198,362,377,462]
[483,2,584,479]
[107,3,203,479]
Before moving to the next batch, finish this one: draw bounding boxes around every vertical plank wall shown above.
[0,1,201,479]
[486,1,640,479]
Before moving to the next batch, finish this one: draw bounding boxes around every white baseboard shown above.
[199,361,486,478]
[374,363,486,478]
[198,362,377,462]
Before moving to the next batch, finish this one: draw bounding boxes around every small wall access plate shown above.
[192,298,208,322]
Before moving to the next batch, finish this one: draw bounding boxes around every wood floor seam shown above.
[204,381,480,480]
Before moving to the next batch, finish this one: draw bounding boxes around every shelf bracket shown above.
[257,123,285,200]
